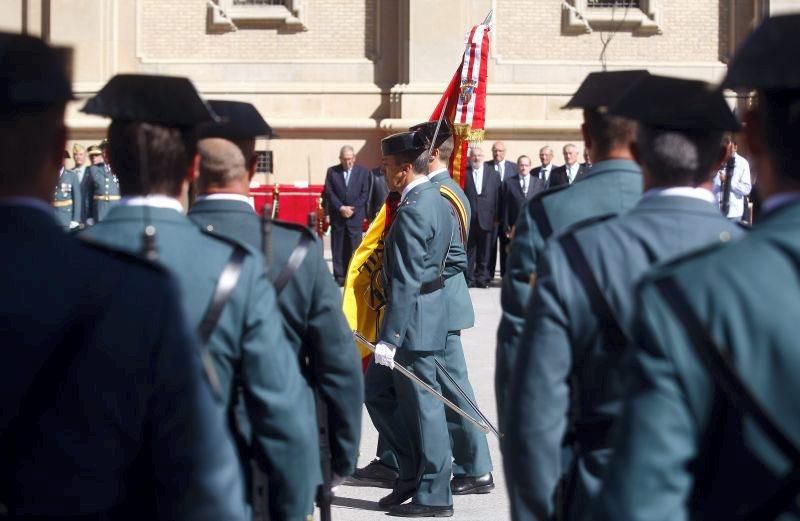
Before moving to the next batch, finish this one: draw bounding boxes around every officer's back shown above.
[187,102,363,481]
[0,33,244,520]
[78,75,320,521]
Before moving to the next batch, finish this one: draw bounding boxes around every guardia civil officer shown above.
[53,149,82,229]
[368,129,460,517]
[358,122,495,496]
[495,70,647,434]
[187,100,364,489]
[594,15,800,521]
[79,75,319,521]
[82,138,120,224]
[0,33,245,520]
[505,76,745,521]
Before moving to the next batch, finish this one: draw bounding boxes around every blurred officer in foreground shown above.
[594,14,800,521]
[506,76,744,521]
[79,75,319,521]
[82,138,120,224]
[0,33,245,520]
[188,100,364,496]
[496,70,648,434]
[53,149,82,229]
[369,129,458,517]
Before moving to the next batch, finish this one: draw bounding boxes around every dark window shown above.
[587,0,640,7]
[232,0,288,5]
[256,151,273,174]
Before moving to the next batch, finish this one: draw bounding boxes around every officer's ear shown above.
[186,152,200,183]
[581,122,592,155]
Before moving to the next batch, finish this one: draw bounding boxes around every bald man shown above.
[324,146,371,285]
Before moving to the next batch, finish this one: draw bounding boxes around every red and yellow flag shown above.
[430,20,492,188]
[343,16,492,371]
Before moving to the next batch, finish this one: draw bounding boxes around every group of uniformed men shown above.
[53,139,120,229]
[1,32,364,521]
[497,13,800,521]
[4,11,800,521]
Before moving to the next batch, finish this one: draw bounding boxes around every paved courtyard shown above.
[320,275,510,520]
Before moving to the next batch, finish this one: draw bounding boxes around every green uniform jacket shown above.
[428,169,474,331]
[82,163,120,223]
[188,197,364,477]
[506,194,744,521]
[496,159,642,430]
[594,201,800,521]
[2,205,245,520]
[53,168,81,229]
[380,180,459,351]
[81,205,319,521]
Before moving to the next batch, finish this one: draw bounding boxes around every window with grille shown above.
[208,0,306,31]
[255,151,273,175]
[563,0,661,35]
[587,0,640,7]
[232,0,288,5]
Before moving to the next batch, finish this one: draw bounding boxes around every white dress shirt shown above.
[539,165,551,182]
[711,152,752,218]
[642,186,717,203]
[120,194,185,213]
[472,166,484,195]
[401,176,429,203]
[195,193,255,209]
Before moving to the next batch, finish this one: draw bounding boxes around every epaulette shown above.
[559,213,618,238]
[76,235,169,274]
[271,218,319,243]
[199,227,258,256]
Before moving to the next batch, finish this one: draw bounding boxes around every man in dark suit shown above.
[323,145,370,285]
[0,32,245,520]
[502,155,545,240]
[367,165,389,221]
[486,141,518,280]
[464,145,502,287]
[550,143,590,187]
[532,146,556,187]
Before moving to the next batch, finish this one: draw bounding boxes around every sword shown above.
[433,358,502,439]
[354,331,490,435]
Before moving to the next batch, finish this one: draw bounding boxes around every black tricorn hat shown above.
[87,145,102,156]
[81,74,217,127]
[0,32,74,110]
[381,130,428,157]
[197,100,274,140]
[722,14,800,91]
[609,75,740,132]
[409,120,452,149]
[562,70,650,110]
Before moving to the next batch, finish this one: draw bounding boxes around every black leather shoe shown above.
[349,459,399,488]
[388,503,454,517]
[450,473,495,495]
[378,479,417,508]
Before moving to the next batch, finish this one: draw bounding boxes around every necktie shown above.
[344,170,351,187]
[522,176,528,195]
[498,162,504,180]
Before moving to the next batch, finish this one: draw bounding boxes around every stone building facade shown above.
[2,0,795,184]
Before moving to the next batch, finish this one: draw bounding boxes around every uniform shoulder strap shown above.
[272,232,313,295]
[654,276,800,521]
[558,218,629,349]
[439,184,468,244]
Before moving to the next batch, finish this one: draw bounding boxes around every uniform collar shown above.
[401,176,429,202]
[195,193,254,208]
[120,195,184,213]
[642,186,716,203]
[0,196,57,216]
[428,168,449,181]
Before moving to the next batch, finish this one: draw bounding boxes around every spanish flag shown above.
[343,15,492,371]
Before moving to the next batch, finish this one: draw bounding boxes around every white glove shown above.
[374,342,396,370]
[330,473,345,495]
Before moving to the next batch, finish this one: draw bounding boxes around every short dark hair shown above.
[437,137,454,165]
[757,88,800,182]
[583,108,637,160]
[393,149,430,175]
[0,106,65,192]
[637,126,723,186]
[107,121,197,197]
